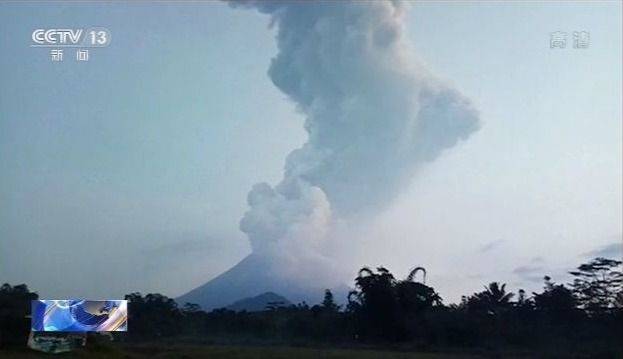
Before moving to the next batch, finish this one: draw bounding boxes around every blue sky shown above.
[0,1,620,302]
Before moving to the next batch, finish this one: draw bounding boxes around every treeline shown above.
[1,257,622,356]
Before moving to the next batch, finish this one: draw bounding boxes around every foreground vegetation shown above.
[0,343,492,359]
[1,257,622,357]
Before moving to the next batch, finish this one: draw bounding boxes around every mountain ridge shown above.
[177,253,348,310]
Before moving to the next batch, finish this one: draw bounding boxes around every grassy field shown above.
[0,344,488,359]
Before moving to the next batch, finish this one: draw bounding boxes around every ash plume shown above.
[233,0,480,282]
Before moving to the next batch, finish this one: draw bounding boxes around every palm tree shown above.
[466,282,514,315]
[481,282,514,306]
[397,267,441,311]
[406,267,427,284]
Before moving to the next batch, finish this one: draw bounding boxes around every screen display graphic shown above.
[31,300,127,332]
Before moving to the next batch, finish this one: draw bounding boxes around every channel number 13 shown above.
[89,30,108,46]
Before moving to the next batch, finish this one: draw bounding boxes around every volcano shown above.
[177,253,347,310]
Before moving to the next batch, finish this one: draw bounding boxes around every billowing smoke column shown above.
[234,0,479,281]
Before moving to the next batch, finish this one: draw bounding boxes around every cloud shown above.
[478,239,506,253]
[512,264,546,283]
[583,241,622,259]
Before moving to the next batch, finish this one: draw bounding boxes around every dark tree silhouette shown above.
[321,289,339,313]
[396,271,442,314]
[0,283,38,347]
[348,267,399,339]
[124,292,182,339]
[1,258,622,356]
[464,282,514,315]
[406,267,427,283]
[569,257,623,315]
[347,266,442,341]
[532,276,578,318]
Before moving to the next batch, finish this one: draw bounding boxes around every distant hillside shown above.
[177,253,350,310]
[226,292,292,312]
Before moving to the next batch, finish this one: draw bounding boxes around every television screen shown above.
[31,300,127,332]
[1,0,621,357]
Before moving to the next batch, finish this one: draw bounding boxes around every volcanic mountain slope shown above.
[226,292,292,312]
[177,253,348,311]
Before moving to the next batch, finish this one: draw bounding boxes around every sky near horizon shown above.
[0,1,621,303]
